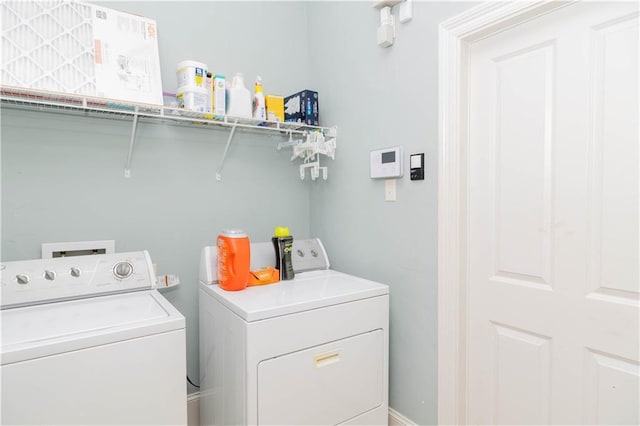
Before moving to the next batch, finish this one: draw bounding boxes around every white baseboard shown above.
[187,392,200,426]
[388,407,417,426]
[187,393,415,426]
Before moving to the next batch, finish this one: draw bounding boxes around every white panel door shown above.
[468,2,639,424]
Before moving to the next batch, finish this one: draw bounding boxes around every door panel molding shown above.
[437,2,575,424]
[586,13,640,304]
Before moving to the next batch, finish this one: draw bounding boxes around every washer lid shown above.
[1,290,185,365]
[199,269,389,322]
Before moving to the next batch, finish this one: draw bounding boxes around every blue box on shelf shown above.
[284,90,319,126]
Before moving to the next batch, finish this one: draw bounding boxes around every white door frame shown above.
[437,1,575,424]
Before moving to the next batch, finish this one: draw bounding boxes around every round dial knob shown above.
[16,274,29,285]
[113,261,133,279]
[70,267,81,278]
[44,270,56,281]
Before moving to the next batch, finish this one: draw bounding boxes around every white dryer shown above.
[1,251,187,425]
[199,239,389,426]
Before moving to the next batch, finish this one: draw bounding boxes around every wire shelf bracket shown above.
[215,119,239,181]
[124,106,140,178]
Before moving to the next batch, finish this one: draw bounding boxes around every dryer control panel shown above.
[199,238,331,285]
[292,239,330,273]
[0,251,156,309]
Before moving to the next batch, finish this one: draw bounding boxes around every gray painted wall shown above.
[306,2,473,424]
[1,1,473,424]
[1,1,312,396]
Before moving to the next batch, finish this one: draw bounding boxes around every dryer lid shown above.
[199,269,389,322]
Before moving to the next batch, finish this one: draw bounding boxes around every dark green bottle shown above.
[272,226,294,280]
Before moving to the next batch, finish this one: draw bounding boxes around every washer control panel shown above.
[1,251,155,309]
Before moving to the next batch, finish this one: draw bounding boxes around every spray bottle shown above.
[252,76,266,121]
[205,71,213,114]
[272,226,294,280]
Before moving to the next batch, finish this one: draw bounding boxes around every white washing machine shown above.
[199,238,389,426]
[1,251,187,425]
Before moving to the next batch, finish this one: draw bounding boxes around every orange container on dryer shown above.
[217,230,250,291]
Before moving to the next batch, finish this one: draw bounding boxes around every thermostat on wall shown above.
[370,146,403,178]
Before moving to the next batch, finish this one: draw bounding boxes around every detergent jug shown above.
[226,73,252,119]
[217,229,250,291]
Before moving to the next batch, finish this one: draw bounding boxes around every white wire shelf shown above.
[0,86,337,179]
[0,86,332,135]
